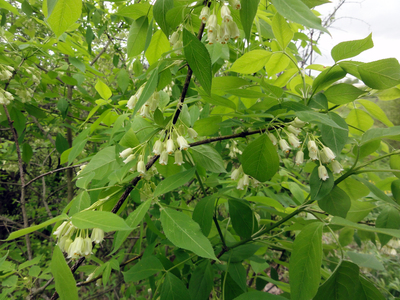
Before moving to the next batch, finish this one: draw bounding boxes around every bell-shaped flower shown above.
[170,31,179,45]
[231,168,240,180]
[220,22,230,43]
[221,5,232,22]
[207,30,217,44]
[287,125,301,136]
[139,105,150,118]
[174,150,184,166]
[243,174,250,186]
[137,160,146,176]
[91,228,104,244]
[279,139,290,154]
[237,177,245,190]
[83,237,93,256]
[268,132,278,145]
[126,95,137,110]
[322,146,335,162]
[120,148,133,159]
[153,140,163,155]
[318,165,329,181]
[173,40,183,55]
[331,160,344,174]
[123,154,135,164]
[53,221,68,239]
[295,150,304,166]
[229,21,240,39]
[308,141,319,160]
[206,14,218,33]
[159,150,168,165]
[177,136,190,151]
[67,236,84,259]
[291,117,307,128]
[229,0,241,9]
[188,128,198,139]
[288,133,301,148]
[199,6,210,24]
[166,139,175,154]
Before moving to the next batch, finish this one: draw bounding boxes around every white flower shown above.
[91,228,104,244]
[166,139,175,154]
[159,150,168,165]
[279,139,290,154]
[295,150,304,166]
[86,272,95,282]
[206,14,218,33]
[243,174,250,186]
[120,148,133,159]
[207,31,217,44]
[318,165,329,181]
[63,237,73,253]
[268,133,278,145]
[308,141,318,161]
[220,22,230,43]
[231,168,240,180]
[221,5,232,23]
[237,177,245,190]
[229,0,241,10]
[287,125,301,136]
[173,40,183,54]
[331,160,344,174]
[320,150,330,164]
[139,105,150,118]
[126,95,137,110]
[174,150,184,166]
[2,70,12,80]
[123,154,135,164]
[4,91,13,101]
[199,6,210,24]
[177,136,190,151]
[137,160,146,175]
[153,140,163,155]
[6,66,14,71]
[83,237,93,256]
[149,92,159,111]
[322,147,336,162]
[67,236,84,259]
[187,128,198,139]
[229,21,240,39]
[170,31,179,45]
[53,221,68,238]
[288,133,301,148]
[291,117,307,128]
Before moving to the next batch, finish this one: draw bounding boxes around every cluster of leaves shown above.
[1,0,400,299]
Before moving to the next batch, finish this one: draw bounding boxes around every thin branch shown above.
[24,165,83,188]
[31,115,56,147]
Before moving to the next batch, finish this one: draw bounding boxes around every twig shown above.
[24,165,83,187]
[31,116,56,147]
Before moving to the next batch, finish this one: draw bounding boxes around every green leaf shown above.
[270,0,328,33]
[47,0,82,37]
[289,222,324,300]
[57,98,69,119]
[241,135,280,182]
[357,276,385,300]
[115,2,152,20]
[240,0,261,40]
[318,186,351,218]
[220,244,261,263]
[189,260,214,300]
[391,180,400,204]
[390,155,400,179]
[357,99,393,127]
[71,210,132,232]
[67,139,87,166]
[134,68,158,115]
[123,256,164,282]
[160,207,217,260]
[117,69,130,92]
[51,246,78,300]
[153,0,173,37]
[69,191,90,216]
[127,16,148,58]
[331,34,374,62]
[312,65,346,93]
[228,262,247,291]
[376,207,400,246]
[18,255,42,270]
[337,177,369,201]
[111,198,152,255]
[360,126,400,145]
[193,116,222,136]
[346,252,384,270]
[324,83,364,105]
[160,272,191,300]
[192,195,216,237]
[191,145,226,173]
[183,29,212,95]
[55,133,70,154]
[229,50,272,74]
[356,177,397,205]
[264,52,291,75]
[346,200,375,223]
[5,214,68,241]
[301,0,331,8]
[313,261,359,300]
[68,57,85,73]
[346,109,374,134]
[229,199,258,239]
[233,291,288,300]
[22,143,33,164]
[309,165,334,201]
[154,167,196,198]
[10,108,26,136]
[78,146,117,180]
[358,58,400,90]
[0,0,21,15]
[330,217,400,238]
[146,29,170,66]
[119,128,140,148]
[272,13,293,49]
[201,94,236,110]
[95,80,112,100]
[321,112,348,156]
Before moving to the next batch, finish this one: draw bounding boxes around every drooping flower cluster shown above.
[169,29,183,54]
[126,85,161,119]
[15,88,33,103]
[53,221,104,259]
[203,4,241,45]
[0,88,14,105]
[0,65,13,81]
[226,140,242,158]
[230,165,259,190]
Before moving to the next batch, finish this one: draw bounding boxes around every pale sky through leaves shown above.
[314,0,400,65]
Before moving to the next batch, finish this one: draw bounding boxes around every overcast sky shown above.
[314,0,400,65]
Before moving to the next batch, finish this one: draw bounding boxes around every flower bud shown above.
[153,140,163,155]
[126,95,137,110]
[159,150,168,165]
[187,128,198,139]
[279,139,290,154]
[166,139,175,154]
[120,148,133,159]
[287,125,301,136]
[174,150,184,166]
[237,177,245,190]
[322,147,335,162]
[221,5,232,23]
[206,14,218,33]
[137,160,146,176]
[295,150,304,166]
[243,174,250,186]
[268,132,278,145]
[291,117,307,128]
[231,168,240,180]
[123,154,135,164]
[288,133,301,148]
[331,160,344,174]
[170,31,179,45]
[318,165,329,181]
[91,228,104,244]
[308,141,318,161]
[177,136,190,151]
[229,21,240,39]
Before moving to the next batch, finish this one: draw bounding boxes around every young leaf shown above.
[289,222,324,300]
[123,256,164,282]
[272,13,293,49]
[191,145,226,173]
[127,16,148,58]
[229,50,272,74]
[192,195,216,237]
[241,135,279,182]
[331,34,374,62]
[47,0,82,37]
[270,0,328,33]
[153,0,173,37]
[183,29,212,95]
[146,29,170,65]
[160,272,191,300]
[229,199,258,239]
[189,260,214,300]
[324,83,364,105]
[69,191,91,216]
[51,246,78,300]
[360,126,400,145]
[71,211,132,232]
[346,252,384,271]
[357,99,394,127]
[240,0,261,41]
[318,186,351,218]
[358,58,400,90]
[160,207,217,260]
[154,167,196,197]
